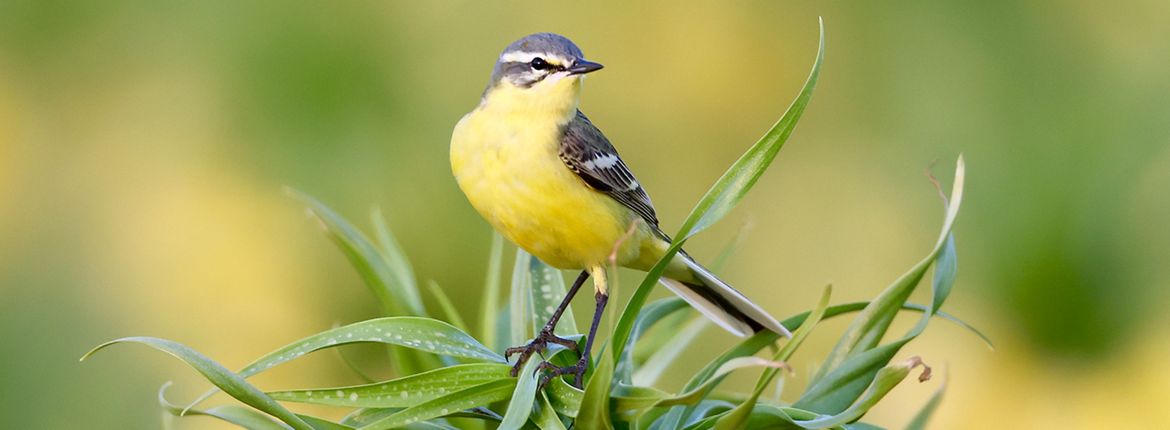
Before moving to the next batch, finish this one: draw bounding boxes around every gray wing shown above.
[559,111,666,236]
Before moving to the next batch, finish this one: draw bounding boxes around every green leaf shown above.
[619,298,691,383]
[81,337,314,430]
[481,232,505,351]
[794,357,931,428]
[238,317,503,378]
[427,280,469,332]
[292,192,438,376]
[268,363,511,408]
[676,19,825,241]
[715,285,832,429]
[623,357,788,413]
[289,190,424,317]
[158,382,292,430]
[357,379,517,430]
[510,249,534,346]
[602,20,827,407]
[576,345,616,429]
[632,316,707,387]
[527,255,578,336]
[797,157,964,414]
[533,392,569,430]
[188,317,504,412]
[370,207,425,315]
[499,358,542,430]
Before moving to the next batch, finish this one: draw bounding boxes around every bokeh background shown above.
[2,1,1168,428]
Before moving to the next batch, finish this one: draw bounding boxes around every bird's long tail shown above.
[658,253,790,338]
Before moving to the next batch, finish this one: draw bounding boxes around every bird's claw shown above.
[537,358,588,390]
[505,330,578,377]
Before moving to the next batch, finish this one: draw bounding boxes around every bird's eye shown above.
[530,57,550,70]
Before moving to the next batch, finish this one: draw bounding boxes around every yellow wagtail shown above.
[451,33,789,385]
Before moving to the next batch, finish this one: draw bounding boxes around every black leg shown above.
[539,289,608,389]
[504,270,590,376]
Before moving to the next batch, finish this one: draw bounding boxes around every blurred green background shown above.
[2,1,1168,428]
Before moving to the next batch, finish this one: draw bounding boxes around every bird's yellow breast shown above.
[450,83,646,269]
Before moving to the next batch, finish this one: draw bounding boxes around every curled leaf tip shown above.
[919,364,933,382]
[902,356,933,382]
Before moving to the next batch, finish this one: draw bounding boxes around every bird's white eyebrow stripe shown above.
[499,51,569,65]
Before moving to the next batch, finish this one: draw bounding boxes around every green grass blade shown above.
[370,207,425,316]
[625,357,788,412]
[603,21,826,402]
[798,157,965,414]
[576,346,616,429]
[345,408,496,428]
[268,363,511,407]
[187,317,504,412]
[357,379,517,430]
[794,358,930,429]
[544,377,582,418]
[289,190,420,317]
[675,18,825,242]
[632,316,707,387]
[510,249,533,346]
[159,382,292,430]
[527,256,578,336]
[81,337,314,430]
[619,297,691,383]
[499,358,542,430]
[427,280,469,332]
[715,285,832,429]
[533,392,569,430]
[237,317,504,378]
[480,232,505,350]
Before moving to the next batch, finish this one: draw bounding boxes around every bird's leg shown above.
[505,270,589,376]
[539,289,608,389]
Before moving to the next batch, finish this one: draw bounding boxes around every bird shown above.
[450,33,789,387]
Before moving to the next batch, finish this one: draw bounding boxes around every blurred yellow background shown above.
[2,1,1168,428]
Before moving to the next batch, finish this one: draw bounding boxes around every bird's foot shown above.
[504,329,578,377]
[537,357,588,389]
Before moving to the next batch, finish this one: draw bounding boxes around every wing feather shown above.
[559,111,664,235]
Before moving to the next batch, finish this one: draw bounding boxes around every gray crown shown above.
[487,33,585,90]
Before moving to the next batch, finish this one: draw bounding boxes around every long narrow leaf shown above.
[481,232,505,350]
[576,346,616,429]
[794,358,931,429]
[632,316,707,386]
[597,21,827,422]
[510,249,533,346]
[798,157,964,414]
[188,317,504,411]
[81,337,313,430]
[358,379,517,430]
[533,392,569,430]
[158,382,291,430]
[527,256,578,336]
[427,280,468,331]
[619,297,691,383]
[289,190,422,316]
[499,358,542,430]
[714,285,832,429]
[268,363,511,408]
[370,207,425,315]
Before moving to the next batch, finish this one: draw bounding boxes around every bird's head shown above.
[481,33,604,117]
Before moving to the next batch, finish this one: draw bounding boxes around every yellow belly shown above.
[450,108,647,269]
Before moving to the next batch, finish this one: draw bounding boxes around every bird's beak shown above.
[567,59,604,75]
